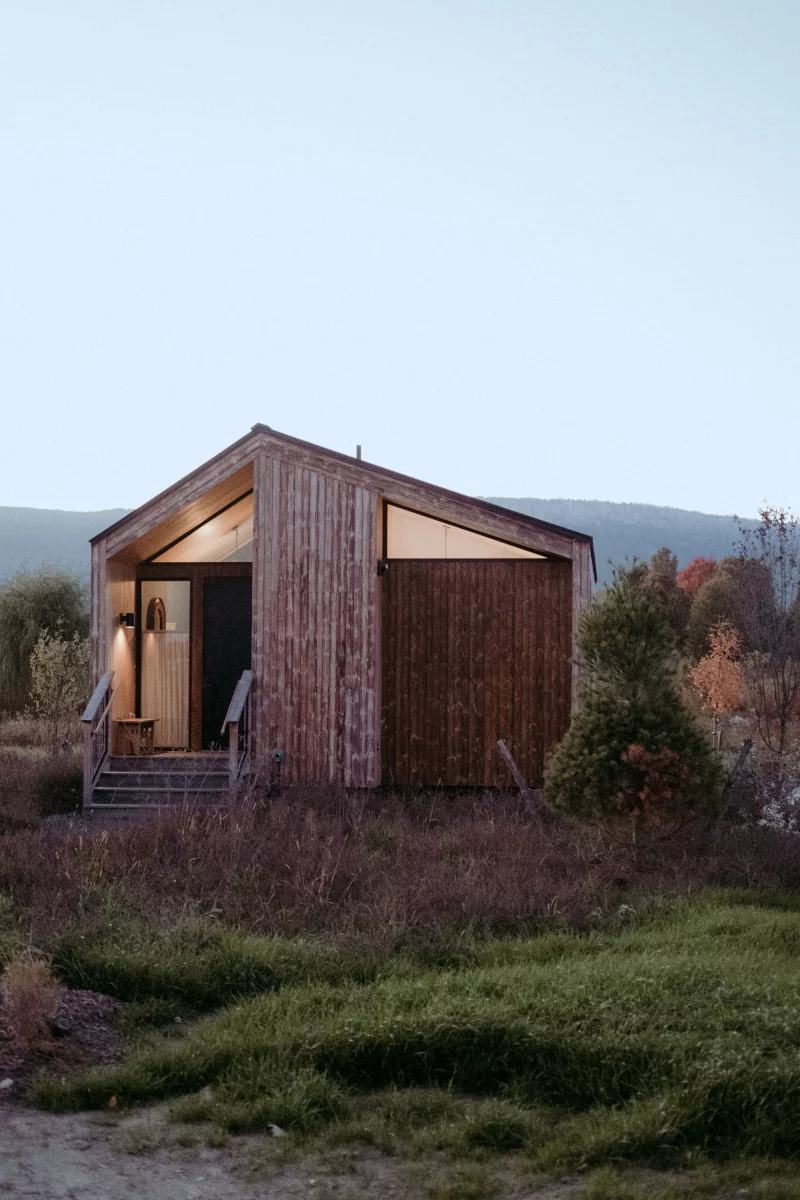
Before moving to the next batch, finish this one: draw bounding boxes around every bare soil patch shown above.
[0,988,121,1101]
[0,1106,577,1199]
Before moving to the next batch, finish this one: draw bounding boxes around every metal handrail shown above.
[221,670,253,800]
[221,670,253,734]
[82,672,115,724]
[82,671,115,808]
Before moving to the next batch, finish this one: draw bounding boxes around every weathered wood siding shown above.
[381,559,572,787]
[91,428,592,787]
[253,453,379,787]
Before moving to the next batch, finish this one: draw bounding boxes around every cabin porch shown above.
[82,669,253,808]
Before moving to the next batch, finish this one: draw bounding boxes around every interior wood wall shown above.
[381,559,572,788]
[252,453,379,787]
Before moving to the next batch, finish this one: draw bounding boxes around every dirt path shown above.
[0,1107,579,1199]
[0,1109,267,1200]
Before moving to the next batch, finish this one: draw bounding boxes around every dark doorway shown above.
[202,577,252,749]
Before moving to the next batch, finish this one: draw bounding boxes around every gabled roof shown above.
[93,424,596,579]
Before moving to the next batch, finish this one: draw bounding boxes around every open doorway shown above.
[136,564,252,753]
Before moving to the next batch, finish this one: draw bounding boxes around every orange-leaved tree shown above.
[676,556,717,600]
[689,620,742,750]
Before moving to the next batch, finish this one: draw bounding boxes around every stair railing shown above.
[221,670,253,801]
[81,671,115,809]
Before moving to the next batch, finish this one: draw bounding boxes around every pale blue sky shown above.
[1,2,798,514]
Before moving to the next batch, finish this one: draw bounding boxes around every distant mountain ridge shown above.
[0,506,130,581]
[483,498,750,584]
[0,499,750,586]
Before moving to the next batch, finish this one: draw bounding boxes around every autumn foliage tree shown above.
[677,557,717,600]
[684,556,770,660]
[690,621,742,750]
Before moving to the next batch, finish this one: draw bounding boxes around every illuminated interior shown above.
[140,580,190,748]
[153,493,254,563]
[385,505,544,560]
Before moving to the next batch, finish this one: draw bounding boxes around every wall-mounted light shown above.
[119,612,135,628]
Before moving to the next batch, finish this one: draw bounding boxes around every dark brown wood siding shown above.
[94,430,592,787]
[381,559,572,787]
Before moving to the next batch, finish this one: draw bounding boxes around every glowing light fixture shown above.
[119,612,135,628]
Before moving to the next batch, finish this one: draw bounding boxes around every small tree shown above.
[689,621,742,750]
[735,507,800,756]
[645,547,691,641]
[676,557,717,600]
[28,627,90,752]
[684,555,770,660]
[544,563,722,848]
[0,567,88,713]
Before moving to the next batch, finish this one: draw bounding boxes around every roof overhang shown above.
[93,425,597,581]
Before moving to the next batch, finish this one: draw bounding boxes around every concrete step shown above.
[108,755,226,773]
[92,786,229,806]
[92,754,236,807]
[99,770,229,790]
[95,783,229,796]
[91,795,227,808]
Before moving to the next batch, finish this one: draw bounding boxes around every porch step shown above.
[99,771,229,790]
[90,753,233,807]
[108,755,226,772]
[92,790,227,806]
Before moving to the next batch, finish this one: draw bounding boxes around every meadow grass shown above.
[35,895,800,1169]
[55,918,380,1015]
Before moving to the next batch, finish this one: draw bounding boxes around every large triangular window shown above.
[385,504,544,560]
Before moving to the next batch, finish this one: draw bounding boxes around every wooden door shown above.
[381,559,572,787]
[202,577,252,749]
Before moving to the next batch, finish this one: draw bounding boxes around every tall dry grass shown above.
[1,786,799,957]
[0,956,63,1051]
[0,749,82,832]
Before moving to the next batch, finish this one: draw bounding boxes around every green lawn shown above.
[36,892,800,1172]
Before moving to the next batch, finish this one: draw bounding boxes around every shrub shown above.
[545,563,723,842]
[0,566,88,714]
[0,751,82,832]
[0,955,63,1052]
[33,755,83,815]
[0,715,49,748]
[28,628,90,752]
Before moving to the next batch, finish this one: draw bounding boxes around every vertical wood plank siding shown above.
[381,560,572,787]
[255,456,379,787]
[95,432,592,789]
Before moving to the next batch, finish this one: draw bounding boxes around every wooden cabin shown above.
[82,425,595,807]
